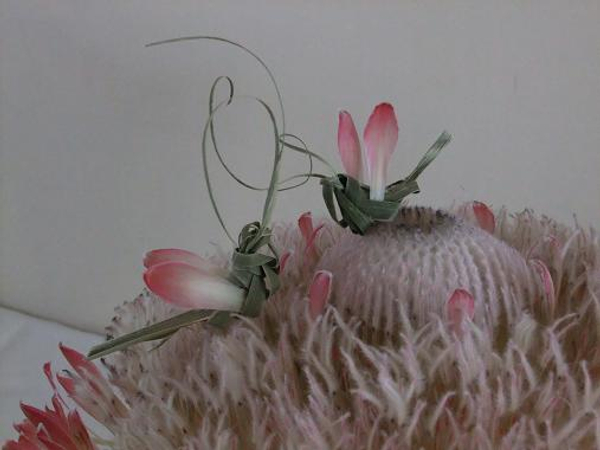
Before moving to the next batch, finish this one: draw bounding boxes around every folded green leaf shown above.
[321,131,452,235]
[406,131,452,182]
[385,179,420,202]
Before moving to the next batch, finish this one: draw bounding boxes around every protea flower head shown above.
[2,346,118,450]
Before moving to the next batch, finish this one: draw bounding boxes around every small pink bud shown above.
[298,212,314,243]
[447,289,475,336]
[473,201,495,234]
[309,271,333,320]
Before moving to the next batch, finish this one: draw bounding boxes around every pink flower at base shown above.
[57,344,127,428]
[337,103,399,201]
[3,360,97,450]
[143,249,245,312]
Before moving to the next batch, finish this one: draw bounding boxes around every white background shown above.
[1,1,599,333]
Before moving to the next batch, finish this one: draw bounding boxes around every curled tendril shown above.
[147,36,286,131]
[202,93,285,237]
[207,77,316,193]
[148,36,332,241]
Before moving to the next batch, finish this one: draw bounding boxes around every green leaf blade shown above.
[87,309,214,360]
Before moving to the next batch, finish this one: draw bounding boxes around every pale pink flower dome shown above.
[318,207,539,332]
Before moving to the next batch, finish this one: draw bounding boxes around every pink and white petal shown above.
[43,362,58,392]
[59,344,115,405]
[338,110,362,179]
[143,248,221,275]
[298,212,314,243]
[57,375,76,397]
[472,201,495,234]
[363,103,399,200]
[309,270,333,320]
[144,261,244,311]
[58,344,129,420]
[447,288,475,335]
[57,374,105,427]
[59,344,103,381]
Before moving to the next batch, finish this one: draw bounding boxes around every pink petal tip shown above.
[298,212,313,243]
[59,344,102,379]
[364,103,399,201]
[305,224,325,259]
[57,374,77,397]
[309,270,333,320]
[473,201,495,234]
[447,288,475,335]
[337,110,362,179]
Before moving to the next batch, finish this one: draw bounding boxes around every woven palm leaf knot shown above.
[323,127,452,235]
[211,222,281,327]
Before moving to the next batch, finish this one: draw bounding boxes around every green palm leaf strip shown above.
[88,310,214,360]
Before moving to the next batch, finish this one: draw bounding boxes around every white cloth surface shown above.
[0,307,102,441]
